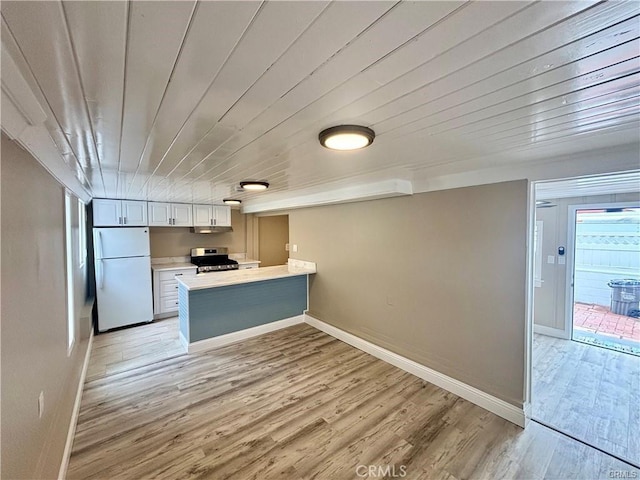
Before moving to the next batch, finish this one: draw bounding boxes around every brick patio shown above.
[573,302,640,344]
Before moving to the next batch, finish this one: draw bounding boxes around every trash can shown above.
[608,279,640,316]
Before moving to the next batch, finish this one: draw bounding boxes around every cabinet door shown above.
[172,203,193,226]
[93,199,122,226]
[122,200,147,226]
[193,204,213,226]
[148,202,172,226]
[213,205,231,226]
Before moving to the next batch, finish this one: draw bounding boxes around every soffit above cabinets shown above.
[1,1,639,210]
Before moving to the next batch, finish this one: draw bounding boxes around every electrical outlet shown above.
[285,243,290,251]
[38,391,44,419]
[292,244,298,253]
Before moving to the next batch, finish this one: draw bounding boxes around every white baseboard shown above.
[58,329,94,480]
[534,324,568,339]
[187,315,305,354]
[304,314,526,428]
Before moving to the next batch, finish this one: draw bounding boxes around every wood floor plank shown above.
[68,321,640,479]
[533,333,640,466]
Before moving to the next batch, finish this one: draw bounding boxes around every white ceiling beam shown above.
[242,179,413,213]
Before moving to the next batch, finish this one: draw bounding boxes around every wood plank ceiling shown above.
[1,1,639,206]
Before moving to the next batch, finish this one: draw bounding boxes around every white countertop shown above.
[177,263,316,291]
[151,262,197,272]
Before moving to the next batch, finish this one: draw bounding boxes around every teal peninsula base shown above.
[177,263,315,351]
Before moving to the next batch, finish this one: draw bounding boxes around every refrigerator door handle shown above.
[97,231,104,260]
[98,259,104,289]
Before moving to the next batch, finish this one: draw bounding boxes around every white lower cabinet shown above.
[238,262,260,270]
[153,267,197,317]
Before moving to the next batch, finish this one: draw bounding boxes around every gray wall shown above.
[1,133,91,479]
[289,180,528,406]
[534,192,640,330]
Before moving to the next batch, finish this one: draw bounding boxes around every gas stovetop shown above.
[190,247,239,273]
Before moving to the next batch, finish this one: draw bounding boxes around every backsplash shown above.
[151,256,190,264]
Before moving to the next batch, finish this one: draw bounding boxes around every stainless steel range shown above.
[190,247,239,273]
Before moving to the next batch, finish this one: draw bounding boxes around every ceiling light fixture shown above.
[239,181,269,191]
[319,125,375,151]
[223,198,242,205]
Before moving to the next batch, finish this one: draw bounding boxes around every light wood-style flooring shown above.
[68,319,639,479]
[532,333,640,466]
[85,318,185,382]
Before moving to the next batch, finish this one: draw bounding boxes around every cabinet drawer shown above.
[158,269,196,282]
[160,280,180,295]
[161,296,180,312]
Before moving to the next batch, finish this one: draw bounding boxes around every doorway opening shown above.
[530,174,640,468]
[571,207,640,356]
[257,214,289,267]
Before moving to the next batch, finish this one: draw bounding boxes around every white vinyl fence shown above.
[574,210,640,307]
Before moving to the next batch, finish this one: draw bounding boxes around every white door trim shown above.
[523,180,535,422]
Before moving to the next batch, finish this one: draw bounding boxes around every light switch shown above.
[292,244,298,253]
[547,255,555,264]
[558,257,566,265]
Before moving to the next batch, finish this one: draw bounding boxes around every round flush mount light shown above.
[223,198,242,205]
[319,125,375,151]
[239,181,269,191]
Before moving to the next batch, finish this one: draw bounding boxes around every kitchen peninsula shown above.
[177,259,316,352]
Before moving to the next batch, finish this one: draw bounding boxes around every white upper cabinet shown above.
[148,202,171,226]
[93,199,122,226]
[93,199,147,226]
[148,202,193,226]
[193,204,213,226]
[214,206,231,227]
[172,203,192,226]
[192,204,231,227]
[121,200,147,226]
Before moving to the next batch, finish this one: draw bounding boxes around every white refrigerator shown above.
[94,227,153,332]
